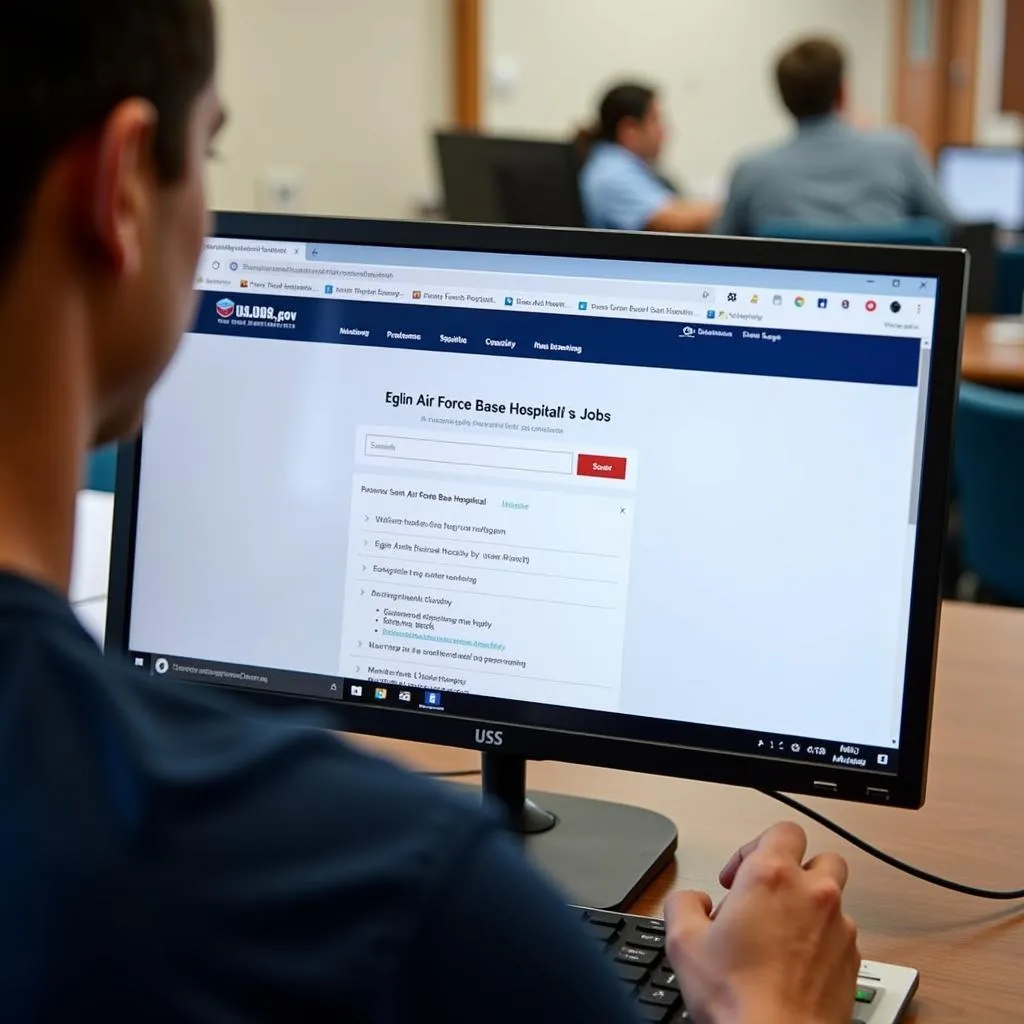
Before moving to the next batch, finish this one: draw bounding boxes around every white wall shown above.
[483,0,893,197]
[208,0,450,218]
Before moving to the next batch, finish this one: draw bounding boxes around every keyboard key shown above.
[588,923,618,945]
[651,967,679,991]
[585,910,625,929]
[855,986,877,1004]
[636,918,666,934]
[640,986,682,1012]
[615,945,660,966]
[629,928,667,951]
[614,963,647,985]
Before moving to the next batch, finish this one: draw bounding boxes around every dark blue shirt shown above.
[0,573,639,1022]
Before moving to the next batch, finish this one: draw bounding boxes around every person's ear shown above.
[89,98,159,277]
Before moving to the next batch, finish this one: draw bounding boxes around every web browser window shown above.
[127,238,938,774]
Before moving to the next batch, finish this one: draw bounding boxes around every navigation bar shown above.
[192,292,923,388]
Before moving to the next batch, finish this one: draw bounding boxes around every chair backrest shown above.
[754,218,950,247]
[86,445,118,493]
[954,382,1024,603]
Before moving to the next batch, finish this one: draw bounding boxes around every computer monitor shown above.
[106,215,966,909]
[937,145,1024,233]
[435,131,584,226]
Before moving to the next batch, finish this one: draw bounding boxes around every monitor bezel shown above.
[106,213,967,810]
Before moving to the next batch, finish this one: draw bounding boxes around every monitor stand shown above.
[479,752,678,910]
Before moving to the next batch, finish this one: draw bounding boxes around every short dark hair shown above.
[775,37,845,120]
[597,83,657,143]
[0,0,216,273]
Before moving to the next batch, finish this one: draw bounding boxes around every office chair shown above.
[754,218,949,247]
[995,243,1024,315]
[86,445,118,493]
[953,382,1024,605]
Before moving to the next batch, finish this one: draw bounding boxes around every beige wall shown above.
[976,0,1024,143]
[208,0,450,218]
[483,0,893,197]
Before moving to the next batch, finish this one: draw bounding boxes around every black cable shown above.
[765,790,1024,900]
[423,769,482,779]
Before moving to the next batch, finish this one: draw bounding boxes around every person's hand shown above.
[663,822,859,1024]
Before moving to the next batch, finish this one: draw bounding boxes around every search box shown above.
[364,435,573,475]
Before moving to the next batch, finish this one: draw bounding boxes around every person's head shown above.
[775,37,847,121]
[0,0,222,445]
[595,83,665,162]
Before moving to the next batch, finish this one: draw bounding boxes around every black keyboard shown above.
[576,907,915,1024]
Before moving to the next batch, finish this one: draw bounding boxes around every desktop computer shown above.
[435,131,585,226]
[106,216,965,1021]
[937,144,1024,234]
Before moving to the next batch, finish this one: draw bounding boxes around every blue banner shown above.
[192,293,922,388]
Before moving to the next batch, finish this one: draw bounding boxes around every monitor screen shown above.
[117,223,949,795]
[937,146,1024,232]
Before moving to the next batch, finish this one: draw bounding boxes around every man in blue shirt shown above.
[716,37,953,237]
[580,83,719,233]
[0,4,860,1022]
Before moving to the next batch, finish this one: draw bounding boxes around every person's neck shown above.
[0,260,92,596]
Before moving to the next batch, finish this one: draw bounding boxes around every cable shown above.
[765,790,1024,900]
[423,769,482,779]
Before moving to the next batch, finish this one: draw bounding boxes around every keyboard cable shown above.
[766,790,1024,900]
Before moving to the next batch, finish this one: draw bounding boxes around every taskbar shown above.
[129,650,900,776]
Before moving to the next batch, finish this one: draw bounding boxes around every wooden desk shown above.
[362,601,1024,1023]
[962,314,1024,388]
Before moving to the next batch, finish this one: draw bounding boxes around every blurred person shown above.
[716,37,952,236]
[1,3,859,1021]
[579,82,718,233]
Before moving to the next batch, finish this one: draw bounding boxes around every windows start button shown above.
[576,453,627,480]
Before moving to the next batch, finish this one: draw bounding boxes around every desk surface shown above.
[962,314,1024,388]
[361,601,1024,1023]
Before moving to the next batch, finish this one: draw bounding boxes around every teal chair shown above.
[754,218,949,247]
[954,382,1024,605]
[995,244,1024,314]
[86,445,118,493]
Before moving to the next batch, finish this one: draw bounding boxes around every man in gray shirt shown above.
[716,37,952,237]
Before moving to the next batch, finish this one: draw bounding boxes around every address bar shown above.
[239,262,395,281]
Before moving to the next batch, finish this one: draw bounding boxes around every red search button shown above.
[576,454,627,480]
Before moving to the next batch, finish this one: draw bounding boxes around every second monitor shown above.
[436,131,585,226]
[937,144,1024,234]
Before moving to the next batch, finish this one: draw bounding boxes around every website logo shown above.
[706,309,716,319]
[750,294,759,304]
[841,299,850,310]
[817,297,828,309]
[680,325,695,337]
[772,294,782,306]
[324,284,334,295]
[229,261,239,272]
[412,290,422,300]
[398,690,412,703]
[889,300,902,313]
[350,684,363,697]
[504,296,514,306]
[794,296,805,308]
[228,303,298,325]
[424,691,443,707]
[578,300,588,311]
[374,687,388,701]
[215,298,236,319]
[240,279,249,289]
[865,299,877,312]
